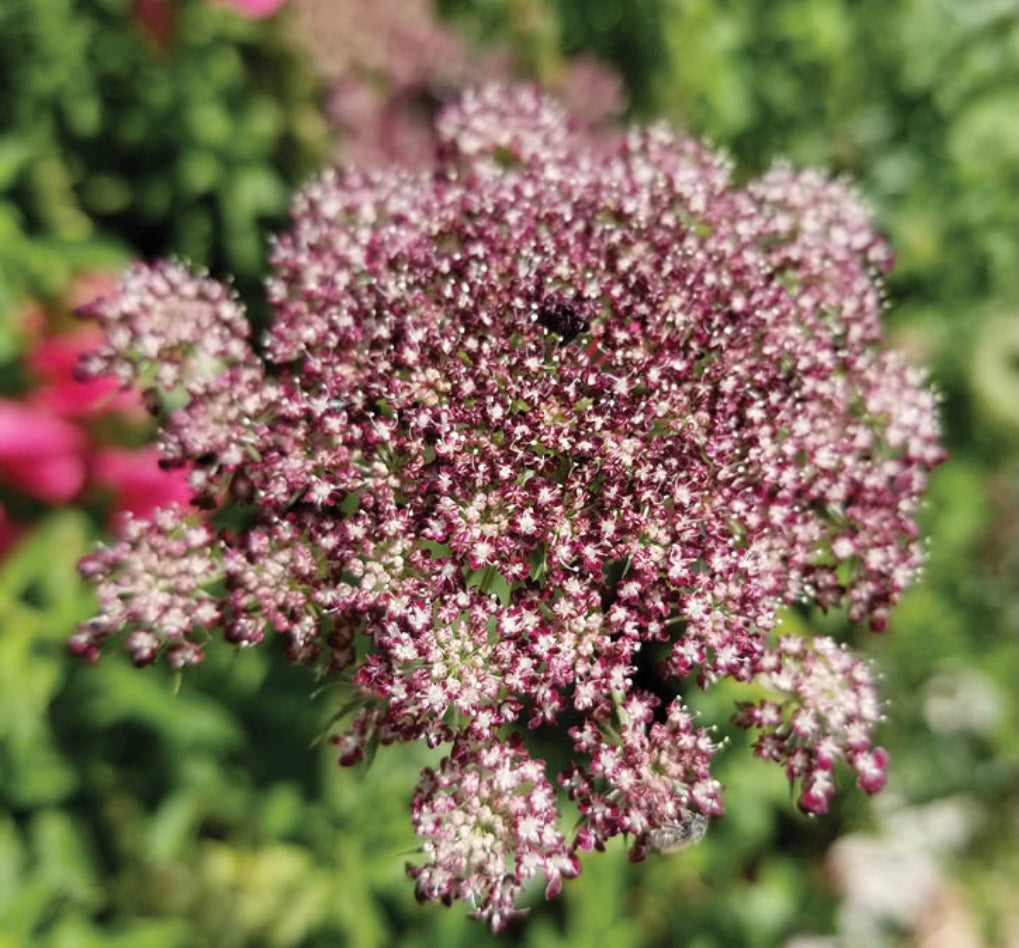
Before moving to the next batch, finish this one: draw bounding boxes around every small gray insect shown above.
[644,811,709,854]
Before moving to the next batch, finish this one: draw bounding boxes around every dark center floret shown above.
[537,293,589,343]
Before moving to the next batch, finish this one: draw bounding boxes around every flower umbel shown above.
[74,86,944,929]
[408,738,578,930]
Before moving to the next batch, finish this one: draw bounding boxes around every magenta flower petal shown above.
[0,504,23,557]
[29,329,138,419]
[0,400,87,502]
[217,0,287,19]
[90,447,194,523]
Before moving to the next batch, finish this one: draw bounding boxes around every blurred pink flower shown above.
[0,505,22,557]
[0,270,199,560]
[28,328,141,419]
[131,0,177,52]
[90,447,193,523]
[218,0,287,19]
[132,0,285,51]
[0,400,87,503]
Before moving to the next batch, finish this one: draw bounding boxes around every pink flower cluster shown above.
[73,87,943,928]
[0,276,191,554]
[733,636,890,816]
[408,738,578,930]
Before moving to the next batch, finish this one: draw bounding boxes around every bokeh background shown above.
[0,1,1015,945]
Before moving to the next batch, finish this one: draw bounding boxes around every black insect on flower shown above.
[537,293,589,342]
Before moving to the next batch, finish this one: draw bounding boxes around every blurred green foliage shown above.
[0,0,326,313]
[1,1,1016,945]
